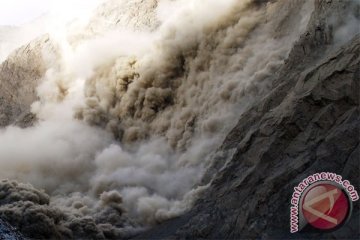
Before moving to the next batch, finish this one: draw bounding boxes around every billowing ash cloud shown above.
[0,179,138,239]
[0,0,317,238]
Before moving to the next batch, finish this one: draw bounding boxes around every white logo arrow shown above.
[303,189,339,224]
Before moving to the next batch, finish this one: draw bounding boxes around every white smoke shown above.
[0,0,316,238]
[0,0,102,63]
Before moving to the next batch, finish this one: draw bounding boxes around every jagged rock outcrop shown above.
[0,35,56,127]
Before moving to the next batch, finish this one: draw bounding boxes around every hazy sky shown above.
[0,0,102,26]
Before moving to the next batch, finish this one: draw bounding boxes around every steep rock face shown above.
[0,36,56,127]
[135,1,360,239]
[179,36,359,240]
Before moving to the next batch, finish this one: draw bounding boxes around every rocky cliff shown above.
[0,35,57,127]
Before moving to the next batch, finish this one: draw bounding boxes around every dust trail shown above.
[0,0,315,238]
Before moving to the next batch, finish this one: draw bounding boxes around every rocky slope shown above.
[134,1,360,239]
[0,35,57,127]
[0,0,359,239]
[136,34,359,240]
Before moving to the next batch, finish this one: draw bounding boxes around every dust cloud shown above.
[0,0,316,238]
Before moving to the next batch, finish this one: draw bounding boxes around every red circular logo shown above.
[301,183,350,230]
